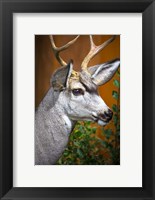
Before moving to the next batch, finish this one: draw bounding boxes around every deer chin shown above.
[92,113,108,126]
[97,119,108,126]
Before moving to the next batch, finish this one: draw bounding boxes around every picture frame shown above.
[0,0,154,199]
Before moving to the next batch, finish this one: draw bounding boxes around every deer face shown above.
[64,79,112,126]
[51,59,120,126]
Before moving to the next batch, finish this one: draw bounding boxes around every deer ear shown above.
[51,60,73,91]
[88,59,120,86]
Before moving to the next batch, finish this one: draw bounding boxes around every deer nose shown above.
[99,109,113,122]
[105,109,113,120]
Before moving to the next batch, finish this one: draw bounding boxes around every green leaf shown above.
[104,129,112,139]
[116,124,120,132]
[63,151,69,157]
[85,121,91,125]
[112,104,118,112]
[112,91,119,100]
[102,141,108,147]
[57,159,62,164]
[113,80,120,88]
[113,114,118,125]
[74,141,81,147]
[78,126,84,133]
[116,70,120,77]
[92,127,97,134]
[74,130,83,137]
[77,149,84,158]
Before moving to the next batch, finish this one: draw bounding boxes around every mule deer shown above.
[35,35,120,165]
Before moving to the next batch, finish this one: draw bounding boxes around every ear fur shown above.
[88,59,120,86]
[51,60,73,91]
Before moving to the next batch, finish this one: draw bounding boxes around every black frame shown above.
[0,0,154,199]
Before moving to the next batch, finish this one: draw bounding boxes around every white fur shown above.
[98,119,107,126]
[62,115,72,130]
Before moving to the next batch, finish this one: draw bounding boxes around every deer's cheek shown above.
[70,94,84,102]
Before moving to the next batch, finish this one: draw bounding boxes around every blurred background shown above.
[35,35,120,165]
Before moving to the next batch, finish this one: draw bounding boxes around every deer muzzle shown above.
[92,109,113,126]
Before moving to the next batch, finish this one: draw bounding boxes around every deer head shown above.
[49,35,120,126]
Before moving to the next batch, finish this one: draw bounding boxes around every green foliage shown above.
[104,129,112,139]
[112,91,119,100]
[113,80,120,88]
[57,121,106,165]
[112,104,118,112]
[57,69,120,165]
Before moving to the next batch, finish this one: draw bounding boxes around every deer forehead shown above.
[69,71,96,92]
[69,79,86,91]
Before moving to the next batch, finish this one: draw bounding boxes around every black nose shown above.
[99,109,113,122]
[105,109,113,120]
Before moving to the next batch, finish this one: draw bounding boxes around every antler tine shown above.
[81,35,116,72]
[49,35,80,66]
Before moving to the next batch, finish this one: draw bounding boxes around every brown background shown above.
[35,35,120,133]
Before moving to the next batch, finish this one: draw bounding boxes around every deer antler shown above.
[81,35,116,72]
[49,35,80,66]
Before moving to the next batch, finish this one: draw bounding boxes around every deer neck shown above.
[35,88,76,165]
[49,101,76,135]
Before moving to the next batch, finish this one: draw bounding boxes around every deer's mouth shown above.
[92,114,109,126]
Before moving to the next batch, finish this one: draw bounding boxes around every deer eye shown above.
[72,88,84,96]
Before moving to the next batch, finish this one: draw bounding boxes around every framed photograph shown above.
[35,34,120,166]
[0,0,154,199]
